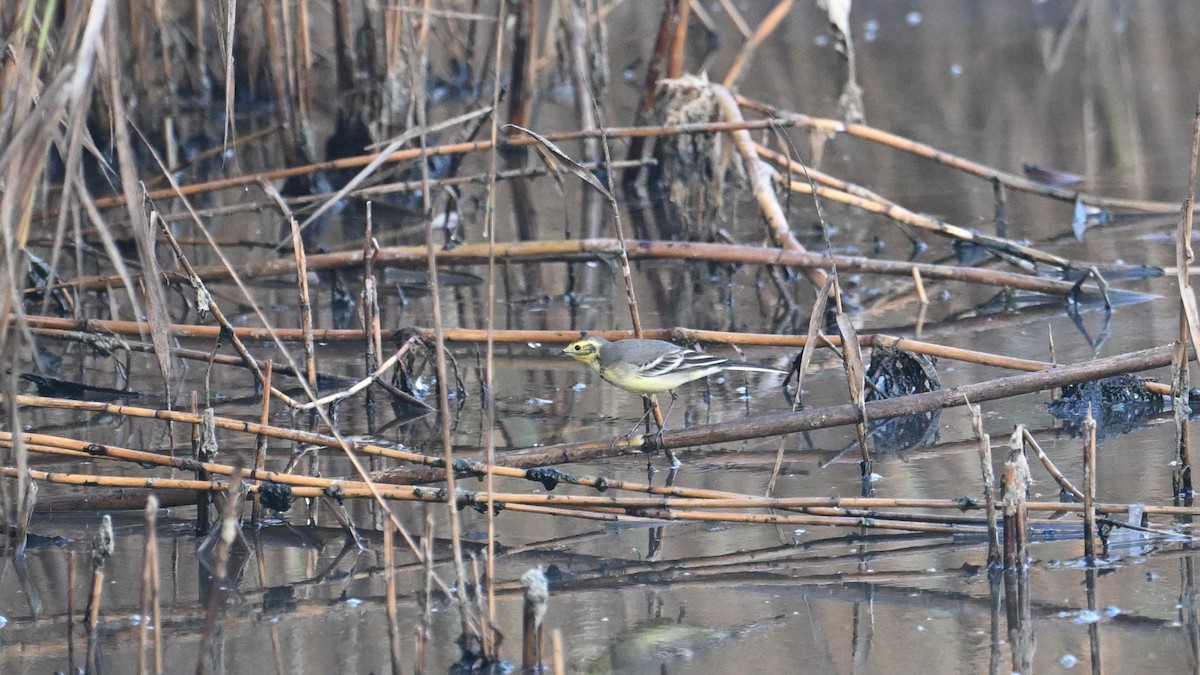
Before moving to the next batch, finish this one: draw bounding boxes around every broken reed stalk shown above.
[1083,410,1098,564]
[417,512,435,675]
[1003,561,1034,674]
[190,392,209,533]
[102,16,175,402]
[138,495,162,675]
[971,404,1002,569]
[912,268,928,305]
[993,178,1009,238]
[833,313,872,492]
[196,464,244,675]
[1174,341,1193,498]
[85,515,114,674]
[67,549,76,671]
[1174,84,1200,498]
[383,521,403,675]
[3,420,1172,517]
[251,360,273,524]
[289,218,317,391]
[521,567,550,670]
[1085,566,1103,672]
[649,343,1183,452]
[362,205,381,412]
[1001,434,1030,571]
[551,629,565,675]
[86,119,750,210]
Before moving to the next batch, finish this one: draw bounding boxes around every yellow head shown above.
[561,335,608,370]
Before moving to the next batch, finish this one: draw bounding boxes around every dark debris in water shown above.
[865,345,941,452]
[1047,375,1163,439]
[20,373,139,402]
[258,482,294,513]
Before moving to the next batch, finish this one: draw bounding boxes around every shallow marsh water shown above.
[4,2,1200,673]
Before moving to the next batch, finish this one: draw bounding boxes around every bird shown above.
[561,335,788,397]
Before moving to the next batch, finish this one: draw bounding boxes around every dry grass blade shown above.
[766,274,835,496]
[1083,409,1098,564]
[218,0,237,150]
[288,218,317,390]
[836,313,871,477]
[504,123,613,200]
[794,275,836,404]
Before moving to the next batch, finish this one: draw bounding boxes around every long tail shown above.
[722,361,789,375]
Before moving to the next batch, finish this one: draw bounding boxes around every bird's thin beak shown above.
[558,346,572,356]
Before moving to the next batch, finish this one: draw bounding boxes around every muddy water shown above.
[5,2,1200,673]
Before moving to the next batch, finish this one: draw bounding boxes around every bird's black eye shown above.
[573,345,582,351]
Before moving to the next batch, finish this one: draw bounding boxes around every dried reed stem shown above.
[54,237,1090,298]
[1022,427,1084,501]
[668,0,691,77]
[1173,84,1200,497]
[85,515,114,674]
[722,0,792,87]
[362,204,381,411]
[1083,410,1098,564]
[251,360,273,524]
[521,567,549,670]
[1001,435,1030,571]
[482,0,507,653]
[196,465,244,674]
[384,521,403,675]
[417,24,478,653]
[713,85,827,291]
[289,218,317,391]
[138,495,161,675]
[970,404,1001,569]
[551,629,565,675]
[741,95,1194,215]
